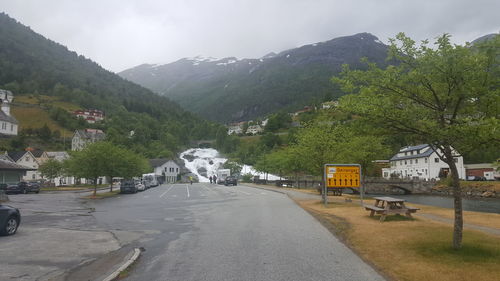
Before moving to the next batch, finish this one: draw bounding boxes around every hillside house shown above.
[246,125,263,135]
[73,109,105,123]
[71,129,106,151]
[149,159,180,183]
[382,144,466,180]
[6,151,42,181]
[0,89,18,136]
[227,125,243,135]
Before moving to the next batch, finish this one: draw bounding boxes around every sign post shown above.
[323,164,361,206]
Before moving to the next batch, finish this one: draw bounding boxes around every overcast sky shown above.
[1,0,498,72]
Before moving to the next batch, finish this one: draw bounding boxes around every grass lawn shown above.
[297,197,500,281]
[11,105,72,135]
[84,190,120,199]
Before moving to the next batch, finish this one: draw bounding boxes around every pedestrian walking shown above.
[209,176,213,184]
[213,175,217,184]
[189,176,193,185]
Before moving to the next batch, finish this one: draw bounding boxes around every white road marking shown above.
[160,185,174,198]
[186,184,190,198]
[200,184,216,194]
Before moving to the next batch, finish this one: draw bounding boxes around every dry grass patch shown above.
[297,198,500,281]
[11,105,72,135]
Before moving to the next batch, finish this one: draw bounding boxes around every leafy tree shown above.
[65,142,150,195]
[334,33,500,249]
[223,161,242,176]
[38,159,63,185]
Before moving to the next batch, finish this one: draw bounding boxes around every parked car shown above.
[142,179,151,190]
[224,176,238,186]
[4,182,30,194]
[0,204,21,236]
[136,180,146,192]
[120,180,138,194]
[26,182,41,193]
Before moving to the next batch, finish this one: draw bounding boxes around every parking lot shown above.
[0,191,121,281]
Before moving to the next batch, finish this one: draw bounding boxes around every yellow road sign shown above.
[325,165,360,188]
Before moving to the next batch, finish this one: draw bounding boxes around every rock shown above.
[481,191,495,198]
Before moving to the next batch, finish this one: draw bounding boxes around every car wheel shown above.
[1,216,19,236]
[35,191,39,194]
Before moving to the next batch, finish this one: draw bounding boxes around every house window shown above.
[410,160,412,164]
[415,159,418,164]
[425,169,427,175]
[425,158,428,163]
[404,160,407,165]
[400,161,402,165]
[10,124,13,131]
[454,158,458,163]
[434,158,439,163]
[26,157,30,162]
[176,168,179,172]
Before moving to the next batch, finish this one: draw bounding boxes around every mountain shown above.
[0,13,220,156]
[119,33,389,122]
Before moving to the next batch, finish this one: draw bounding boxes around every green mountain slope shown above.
[0,13,219,156]
[120,33,390,122]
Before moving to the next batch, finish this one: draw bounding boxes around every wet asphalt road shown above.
[91,183,385,281]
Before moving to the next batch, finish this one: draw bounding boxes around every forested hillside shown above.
[0,13,220,157]
[120,33,389,122]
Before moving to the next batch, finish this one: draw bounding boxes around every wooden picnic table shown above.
[364,196,419,222]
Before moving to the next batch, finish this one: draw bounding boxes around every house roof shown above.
[0,159,35,171]
[7,151,29,162]
[389,144,435,161]
[148,158,177,168]
[28,149,45,158]
[75,129,106,141]
[0,109,18,124]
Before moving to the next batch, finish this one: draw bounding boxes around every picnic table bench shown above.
[364,196,420,222]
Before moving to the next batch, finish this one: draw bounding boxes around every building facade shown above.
[7,151,42,181]
[382,144,466,180]
[71,129,106,151]
[149,159,180,183]
[73,109,105,123]
[0,89,18,136]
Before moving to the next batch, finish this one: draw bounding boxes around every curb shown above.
[102,248,141,281]
[243,183,287,194]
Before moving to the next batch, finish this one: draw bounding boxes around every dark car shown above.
[0,204,21,236]
[120,180,138,194]
[4,182,31,194]
[224,176,237,186]
[26,182,40,193]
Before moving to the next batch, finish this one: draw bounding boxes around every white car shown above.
[135,180,146,191]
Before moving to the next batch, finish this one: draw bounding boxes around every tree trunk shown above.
[444,146,463,249]
[109,176,113,192]
[94,177,98,196]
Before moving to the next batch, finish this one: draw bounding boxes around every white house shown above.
[149,159,180,183]
[0,89,18,136]
[227,125,243,135]
[6,151,42,181]
[246,125,263,135]
[71,129,106,151]
[382,144,466,180]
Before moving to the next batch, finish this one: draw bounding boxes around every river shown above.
[368,193,500,214]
